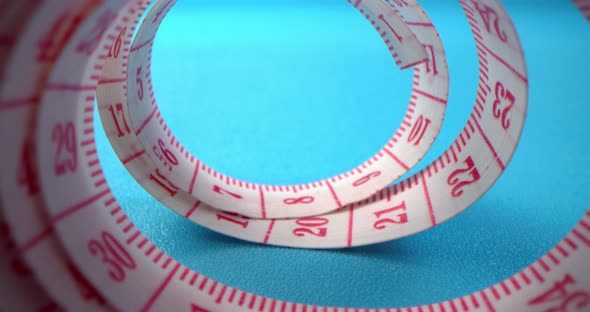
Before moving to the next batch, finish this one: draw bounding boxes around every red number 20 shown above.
[293,217,329,237]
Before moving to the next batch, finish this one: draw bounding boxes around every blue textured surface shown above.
[95,0,590,308]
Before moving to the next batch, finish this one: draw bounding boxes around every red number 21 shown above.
[373,201,408,230]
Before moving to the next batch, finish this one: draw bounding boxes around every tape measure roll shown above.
[98,0,455,248]
[122,0,446,221]
[0,0,588,311]
[97,0,526,249]
[0,1,61,311]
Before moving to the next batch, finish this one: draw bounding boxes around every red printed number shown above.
[283,196,315,205]
[528,274,590,312]
[353,171,382,187]
[149,169,180,197]
[213,185,243,199]
[107,26,127,59]
[216,212,249,229]
[373,201,408,230]
[108,103,131,137]
[423,44,439,76]
[293,217,328,237]
[447,156,480,197]
[492,81,515,130]
[52,122,77,176]
[153,139,178,172]
[407,115,431,146]
[472,1,508,42]
[88,231,136,282]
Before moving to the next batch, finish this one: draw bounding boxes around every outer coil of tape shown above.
[0,1,68,311]
[0,1,115,310]
[0,0,588,311]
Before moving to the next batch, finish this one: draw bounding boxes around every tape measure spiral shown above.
[0,0,588,311]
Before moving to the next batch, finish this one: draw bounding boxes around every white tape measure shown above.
[0,0,588,311]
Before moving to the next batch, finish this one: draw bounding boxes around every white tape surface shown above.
[0,0,588,311]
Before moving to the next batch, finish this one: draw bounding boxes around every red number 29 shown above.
[52,122,77,176]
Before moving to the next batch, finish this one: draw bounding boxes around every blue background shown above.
[96,0,590,308]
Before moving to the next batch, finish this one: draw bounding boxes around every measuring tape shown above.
[0,0,588,311]
[99,0,454,248]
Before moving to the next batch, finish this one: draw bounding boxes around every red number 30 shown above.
[88,232,136,282]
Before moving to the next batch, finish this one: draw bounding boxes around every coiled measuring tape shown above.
[0,0,588,311]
